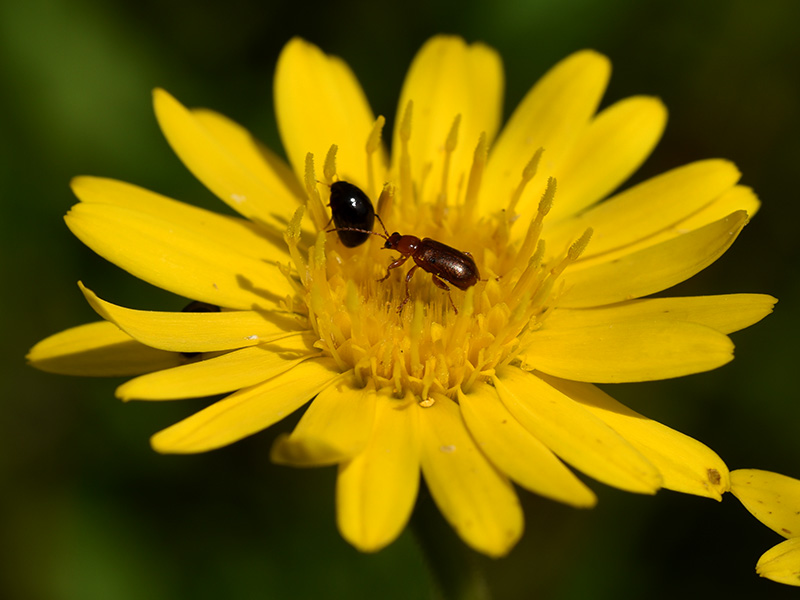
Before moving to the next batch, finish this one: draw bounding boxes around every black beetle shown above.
[328,181,376,247]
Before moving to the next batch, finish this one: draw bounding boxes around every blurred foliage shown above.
[2,0,800,598]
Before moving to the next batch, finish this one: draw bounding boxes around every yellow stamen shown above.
[508,243,545,309]
[312,233,331,303]
[398,100,414,210]
[409,300,424,377]
[514,177,557,272]
[376,183,395,227]
[435,114,461,224]
[365,115,385,199]
[345,279,364,349]
[323,145,338,184]
[303,153,328,231]
[507,147,544,215]
[284,206,307,285]
[551,227,593,279]
[569,227,593,261]
[463,132,487,222]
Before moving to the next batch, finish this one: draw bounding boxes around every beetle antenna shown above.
[326,226,389,240]
[374,213,390,237]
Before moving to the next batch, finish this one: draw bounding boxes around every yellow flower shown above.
[28,36,775,557]
[730,470,800,586]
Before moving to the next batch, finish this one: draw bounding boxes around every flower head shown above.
[730,469,800,586]
[29,36,775,556]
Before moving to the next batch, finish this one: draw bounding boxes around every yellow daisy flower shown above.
[28,36,775,557]
[730,469,800,586]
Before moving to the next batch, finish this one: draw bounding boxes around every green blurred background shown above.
[3,0,800,598]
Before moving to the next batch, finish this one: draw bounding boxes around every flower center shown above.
[283,106,591,404]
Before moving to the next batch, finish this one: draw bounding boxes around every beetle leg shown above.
[378,254,410,282]
[430,274,458,314]
[397,264,420,313]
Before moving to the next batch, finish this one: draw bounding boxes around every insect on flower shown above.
[328,184,480,314]
[26,36,778,560]
[327,180,376,247]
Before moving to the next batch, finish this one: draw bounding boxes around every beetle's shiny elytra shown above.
[328,181,375,247]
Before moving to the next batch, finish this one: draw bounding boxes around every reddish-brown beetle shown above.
[327,184,480,314]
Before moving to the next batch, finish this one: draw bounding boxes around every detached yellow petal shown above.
[419,394,523,557]
[550,96,667,221]
[27,321,181,376]
[541,374,730,499]
[393,36,503,203]
[545,294,777,335]
[117,333,318,401]
[756,538,800,587]
[66,202,294,310]
[336,392,420,554]
[153,89,302,226]
[731,470,800,538]
[271,375,376,466]
[80,283,303,352]
[459,385,596,507]
[151,358,342,453]
[71,176,287,263]
[521,320,734,383]
[483,50,610,221]
[275,38,382,186]
[550,160,741,256]
[494,367,661,493]
[560,211,748,308]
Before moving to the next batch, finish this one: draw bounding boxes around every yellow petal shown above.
[731,470,800,538]
[336,390,421,553]
[66,203,294,310]
[559,211,748,308]
[392,36,503,202]
[27,321,181,376]
[545,294,777,335]
[561,186,759,271]
[151,358,342,453]
[494,367,661,493]
[117,333,318,401]
[191,107,305,196]
[521,320,733,383]
[153,89,302,225]
[274,38,382,186]
[674,184,760,227]
[71,176,287,263]
[550,96,667,221]
[80,283,303,352]
[756,538,800,587]
[482,50,610,220]
[420,393,523,557]
[270,375,376,466]
[549,160,741,256]
[541,374,730,499]
[458,386,596,507]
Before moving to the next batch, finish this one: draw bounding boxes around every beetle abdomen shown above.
[416,239,480,290]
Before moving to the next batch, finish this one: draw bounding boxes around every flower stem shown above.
[411,490,492,600]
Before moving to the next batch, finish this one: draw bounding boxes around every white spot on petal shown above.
[231,194,247,204]
[245,335,258,341]
[440,444,456,454]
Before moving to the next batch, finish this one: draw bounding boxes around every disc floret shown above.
[284,122,591,404]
